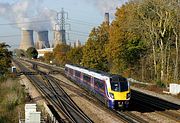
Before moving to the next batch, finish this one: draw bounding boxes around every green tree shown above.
[53,44,71,66]
[66,46,83,65]
[26,47,38,59]
[0,43,12,75]
[135,0,180,83]
[82,23,109,72]
[105,2,146,75]
[123,36,147,65]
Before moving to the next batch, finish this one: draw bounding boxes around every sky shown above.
[0,0,128,50]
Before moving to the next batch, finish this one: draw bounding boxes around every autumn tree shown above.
[53,44,71,66]
[66,46,83,65]
[135,0,180,83]
[105,2,146,77]
[82,22,109,72]
[44,52,54,63]
[0,43,12,75]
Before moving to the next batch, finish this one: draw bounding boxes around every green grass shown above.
[0,76,26,123]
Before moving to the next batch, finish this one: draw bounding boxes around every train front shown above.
[107,75,131,109]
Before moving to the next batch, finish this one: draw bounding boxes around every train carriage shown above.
[65,64,131,109]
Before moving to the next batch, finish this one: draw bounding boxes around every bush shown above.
[156,80,166,88]
[0,76,7,83]
[0,115,10,123]
[0,78,26,122]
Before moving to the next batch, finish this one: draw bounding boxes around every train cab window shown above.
[110,77,128,92]
[83,74,91,83]
[75,70,81,77]
[111,82,119,91]
[119,81,128,92]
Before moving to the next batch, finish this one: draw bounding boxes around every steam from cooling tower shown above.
[0,0,127,29]
[85,0,128,18]
[0,0,57,31]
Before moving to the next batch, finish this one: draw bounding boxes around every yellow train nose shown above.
[113,91,129,100]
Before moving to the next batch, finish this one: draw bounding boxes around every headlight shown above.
[109,93,114,99]
[127,93,131,99]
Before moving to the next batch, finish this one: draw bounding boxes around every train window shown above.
[75,70,81,77]
[65,67,68,72]
[94,78,99,88]
[69,68,73,75]
[83,74,91,83]
[94,78,105,91]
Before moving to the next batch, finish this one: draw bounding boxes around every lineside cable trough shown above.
[19,104,41,123]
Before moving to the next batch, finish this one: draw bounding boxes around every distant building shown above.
[37,48,53,58]
[74,40,81,48]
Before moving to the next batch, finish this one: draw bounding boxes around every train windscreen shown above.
[110,77,128,92]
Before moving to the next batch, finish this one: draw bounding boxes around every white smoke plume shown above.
[85,0,128,17]
[0,0,57,31]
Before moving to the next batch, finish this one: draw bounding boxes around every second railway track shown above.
[14,59,93,123]
[20,58,155,123]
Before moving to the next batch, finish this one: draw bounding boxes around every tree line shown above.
[0,43,12,76]
[42,0,180,85]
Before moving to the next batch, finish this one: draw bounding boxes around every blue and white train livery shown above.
[65,64,131,109]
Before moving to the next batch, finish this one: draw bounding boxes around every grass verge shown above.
[0,75,26,123]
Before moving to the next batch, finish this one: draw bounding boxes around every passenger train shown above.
[65,64,131,109]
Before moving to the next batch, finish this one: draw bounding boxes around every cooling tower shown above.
[74,40,81,48]
[104,13,109,24]
[35,31,50,49]
[19,30,34,50]
[53,30,66,48]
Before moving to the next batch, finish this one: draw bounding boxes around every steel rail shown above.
[41,73,93,123]
[132,90,180,122]
[14,59,92,123]
[23,59,150,123]
[13,59,72,122]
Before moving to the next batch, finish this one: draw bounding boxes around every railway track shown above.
[34,59,180,122]
[20,58,152,123]
[13,59,93,123]
[40,72,93,123]
[131,90,180,122]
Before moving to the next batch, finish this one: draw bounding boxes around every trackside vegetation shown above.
[0,78,26,123]
[0,42,26,122]
[45,0,180,86]
[0,43,12,75]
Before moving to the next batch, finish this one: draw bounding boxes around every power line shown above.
[67,18,99,26]
[0,18,99,27]
[0,20,52,26]
[67,32,88,37]
[0,30,89,38]
[68,30,89,35]
[0,34,21,37]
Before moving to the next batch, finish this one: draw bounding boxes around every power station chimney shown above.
[53,30,66,48]
[35,31,50,49]
[19,30,34,50]
[104,13,109,24]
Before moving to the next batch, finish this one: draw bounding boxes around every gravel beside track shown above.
[20,58,180,123]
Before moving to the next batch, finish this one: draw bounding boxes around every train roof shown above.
[65,64,126,81]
